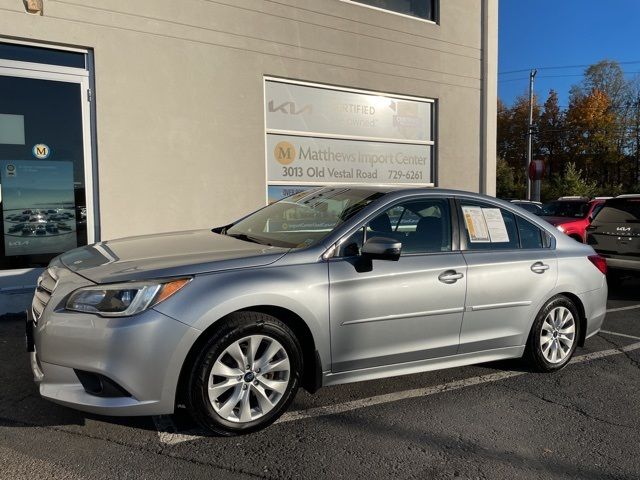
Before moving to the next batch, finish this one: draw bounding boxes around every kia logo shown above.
[616,227,631,232]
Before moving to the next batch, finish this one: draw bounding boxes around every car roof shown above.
[311,184,498,197]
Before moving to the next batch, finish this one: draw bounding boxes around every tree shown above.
[543,162,598,200]
[497,60,640,198]
[537,90,565,177]
[581,60,629,109]
[565,89,619,183]
[496,157,523,199]
[497,93,541,167]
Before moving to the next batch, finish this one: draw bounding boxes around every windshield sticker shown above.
[482,208,510,243]
[461,206,490,243]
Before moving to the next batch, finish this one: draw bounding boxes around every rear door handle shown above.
[438,270,464,284]
[531,262,549,274]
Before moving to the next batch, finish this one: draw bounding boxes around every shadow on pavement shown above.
[607,274,640,301]
[320,409,636,480]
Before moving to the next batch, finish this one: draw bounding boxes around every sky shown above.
[499,0,640,107]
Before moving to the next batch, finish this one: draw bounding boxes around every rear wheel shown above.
[185,312,302,435]
[526,296,580,372]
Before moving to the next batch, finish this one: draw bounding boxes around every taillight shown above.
[588,254,607,275]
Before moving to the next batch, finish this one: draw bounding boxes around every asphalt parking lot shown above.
[1,280,639,480]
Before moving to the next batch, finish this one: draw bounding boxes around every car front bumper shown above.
[30,268,201,416]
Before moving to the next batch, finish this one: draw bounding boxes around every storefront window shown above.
[264,78,435,204]
[348,0,436,21]
[0,74,88,269]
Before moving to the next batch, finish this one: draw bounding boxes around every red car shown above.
[540,197,608,243]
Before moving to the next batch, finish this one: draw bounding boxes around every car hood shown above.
[60,229,290,283]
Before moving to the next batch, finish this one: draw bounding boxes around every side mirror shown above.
[361,237,401,261]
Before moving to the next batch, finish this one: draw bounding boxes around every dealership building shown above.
[0,0,497,290]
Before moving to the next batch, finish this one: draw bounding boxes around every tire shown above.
[185,311,303,436]
[525,295,581,372]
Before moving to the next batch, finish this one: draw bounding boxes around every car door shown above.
[457,199,558,354]
[328,197,467,373]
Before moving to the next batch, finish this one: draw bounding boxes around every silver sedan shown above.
[29,187,608,435]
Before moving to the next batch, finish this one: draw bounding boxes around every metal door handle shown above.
[438,270,464,284]
[531,262,549,274]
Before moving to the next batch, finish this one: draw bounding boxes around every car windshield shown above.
[541,201,588,218]
[224,187,386,248]
[593,199,640,224]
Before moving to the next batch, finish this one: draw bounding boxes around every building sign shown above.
[265,79,435,202]
[266,80,432,142]
[0,160,77,256]
[268,135,431,185]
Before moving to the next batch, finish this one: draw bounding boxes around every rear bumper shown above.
[578,282,608,341]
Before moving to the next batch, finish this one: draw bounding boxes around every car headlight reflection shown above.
[66,278,190,316]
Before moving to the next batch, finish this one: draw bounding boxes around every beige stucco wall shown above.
[0,0,497,240]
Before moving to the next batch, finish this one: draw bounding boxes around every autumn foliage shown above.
[497,60,640,200]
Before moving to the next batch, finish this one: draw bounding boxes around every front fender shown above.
[153,262,331,369]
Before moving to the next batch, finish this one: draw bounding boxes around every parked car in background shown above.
[540,197,606,243]
[29,187,608,435]
[510,200,543,215]
[8,223,25,233]
[587,194,640,284]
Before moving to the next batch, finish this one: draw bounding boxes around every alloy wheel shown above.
[539,306,576,364]
[208,335,290,423]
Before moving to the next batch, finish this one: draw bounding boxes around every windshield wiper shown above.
[226,233,267,245]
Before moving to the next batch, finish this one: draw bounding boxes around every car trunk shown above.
[587,198,640,262]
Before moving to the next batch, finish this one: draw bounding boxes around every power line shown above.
[500,60,640,75]
[499,71,640,83]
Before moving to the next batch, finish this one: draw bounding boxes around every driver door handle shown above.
[531,261,550,274]
[438,270,464,284]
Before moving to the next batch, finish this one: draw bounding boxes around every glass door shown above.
[0,68,92,270]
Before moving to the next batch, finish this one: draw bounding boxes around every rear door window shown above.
[460,201,551,250]
[459,201,519,250]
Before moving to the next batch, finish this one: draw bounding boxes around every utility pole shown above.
[526,69,537,200]
[635,94,640,185]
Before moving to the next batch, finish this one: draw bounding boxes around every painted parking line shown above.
[152,415,202,446]
[600,330,640,341]
[154,338,640,445]
[606,304,640,313]
[277,341,640,424]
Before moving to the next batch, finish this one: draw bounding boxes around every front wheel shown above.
[185,312,302,435]
[525,296,580,372]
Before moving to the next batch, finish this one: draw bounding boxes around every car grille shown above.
[32,268,58,322]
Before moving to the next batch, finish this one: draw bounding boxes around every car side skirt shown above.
[322,346,526,387]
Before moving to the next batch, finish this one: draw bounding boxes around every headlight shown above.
[556,225,565,233]
[66,278,190,317]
